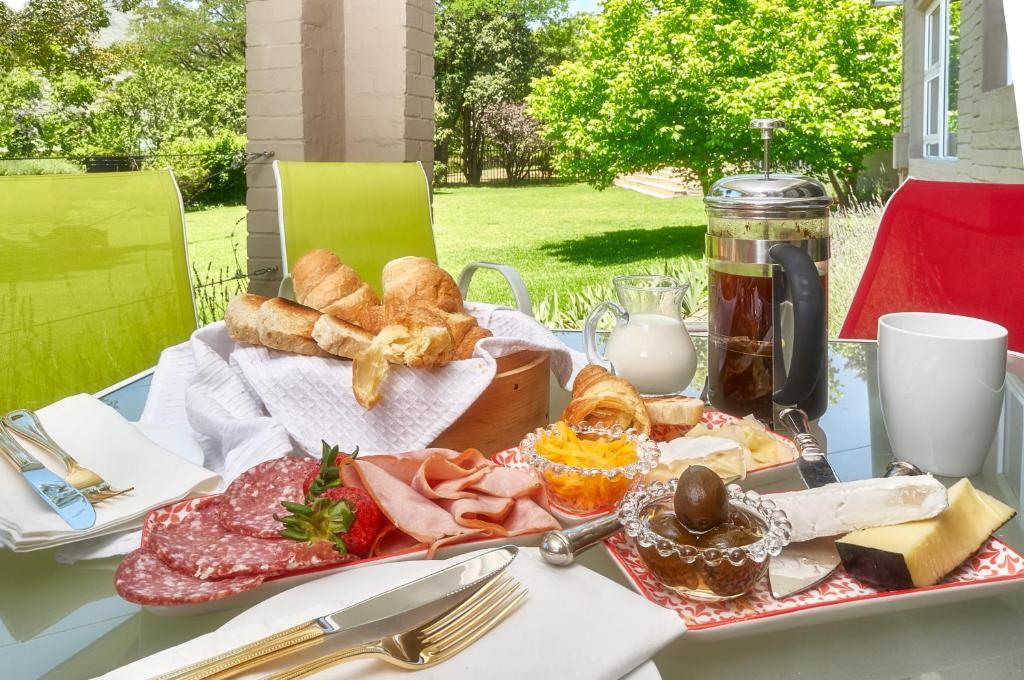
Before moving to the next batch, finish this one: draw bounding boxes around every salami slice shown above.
[115,550,264,605]
[153,503,348,580]
[218,457,319,538]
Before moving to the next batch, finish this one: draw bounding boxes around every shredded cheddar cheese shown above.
[534,421,639,513]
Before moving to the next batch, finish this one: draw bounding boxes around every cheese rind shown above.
[647,436,746,483]
[772,476,948,542]
[837,478,1016,590]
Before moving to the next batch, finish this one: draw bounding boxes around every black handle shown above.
[769,244,827,405]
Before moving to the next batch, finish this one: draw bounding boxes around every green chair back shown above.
[274,161,437,293]
[0,169,197,411]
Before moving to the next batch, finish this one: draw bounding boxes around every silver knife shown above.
[769,408,839,598]
[150,545,519,680]
[0,424,95,531]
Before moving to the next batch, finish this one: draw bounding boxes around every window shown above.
[922,0,959,158]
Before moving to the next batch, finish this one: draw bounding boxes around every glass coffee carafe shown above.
[705,119,831,425]
[583,275,698,395]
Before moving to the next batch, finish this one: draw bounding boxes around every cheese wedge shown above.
[772,476,949,543]
[837,478,1016,591]
[646,436,746,484]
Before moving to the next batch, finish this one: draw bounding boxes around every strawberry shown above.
[278,442,384,557]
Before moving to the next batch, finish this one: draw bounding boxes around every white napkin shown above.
[142,303,586,483]
[99,548,682,680]
[0,394,220,551]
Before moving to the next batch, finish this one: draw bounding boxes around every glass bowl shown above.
[618,479,792,601]
[518,422,660,515]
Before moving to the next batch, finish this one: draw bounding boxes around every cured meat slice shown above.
[414,467,489,500]
[115,550,264,605]
[440,496,514,532]
[218,457,319,538]
[153,503,347,580]
[502,497,560,535]
[350,460,467,544]
[470,467,544,499]
[359,449,488,485]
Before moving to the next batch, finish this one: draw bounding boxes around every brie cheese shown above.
[647,436,746,483]
[772,476,949,543]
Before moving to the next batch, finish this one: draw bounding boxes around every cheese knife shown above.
[0,424,95,531]
[769,408,840,598]
[769,409,924,599]
[149,545,518,680]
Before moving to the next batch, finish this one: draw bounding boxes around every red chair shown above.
[839,178,1024,352]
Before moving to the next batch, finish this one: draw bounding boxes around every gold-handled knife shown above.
[149,545,518,680]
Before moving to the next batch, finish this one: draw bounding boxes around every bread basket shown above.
[431,349,551,455]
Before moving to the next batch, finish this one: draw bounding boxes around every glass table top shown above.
[3,336,1024,679]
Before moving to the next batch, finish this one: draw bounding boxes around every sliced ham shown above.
[470,466,544,500]
[503,497,561,535]
[350,460,468,544]
[440,496,515,532]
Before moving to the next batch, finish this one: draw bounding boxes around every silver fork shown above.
[264,572,528,680]
[2,409,133,503]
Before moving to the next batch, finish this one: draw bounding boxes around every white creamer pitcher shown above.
[583,275,698,396]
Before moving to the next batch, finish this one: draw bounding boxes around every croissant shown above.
[562,365,651,435]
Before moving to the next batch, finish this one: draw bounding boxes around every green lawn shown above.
[184,182,876,334]
[433,183,709,324]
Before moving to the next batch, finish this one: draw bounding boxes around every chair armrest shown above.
[457,262,533,317]
[278,275,295,301]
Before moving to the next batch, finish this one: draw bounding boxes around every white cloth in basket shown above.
[141,303,585,483]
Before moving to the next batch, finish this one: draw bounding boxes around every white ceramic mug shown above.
[878,312,1007,477]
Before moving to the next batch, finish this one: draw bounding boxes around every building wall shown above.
[244,0,435,295]
[897,0,1023,183]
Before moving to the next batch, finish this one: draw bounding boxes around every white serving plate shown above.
[604,532,1024,641]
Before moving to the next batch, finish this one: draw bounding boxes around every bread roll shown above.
[563,364,651,434]
[382,256,464,317]
[644,396,705,441]
[380,306,454,368]
[352,346,388,410]
[257,298,327,356]
[355,305,385,334]
[454,325,492,360]
[293,249,381,331]
[225,293,268,345]
[312,314,374,359]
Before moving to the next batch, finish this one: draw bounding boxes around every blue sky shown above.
[569,0,602,12]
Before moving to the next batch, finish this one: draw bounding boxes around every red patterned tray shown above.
[605,531,1024,639]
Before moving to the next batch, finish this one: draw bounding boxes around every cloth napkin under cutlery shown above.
[99,547,681,680]
[141,302,586,484]
[0,394,220,551]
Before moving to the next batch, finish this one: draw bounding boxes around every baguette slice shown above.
[644,396,705,441]
[224,293,268,345]
[312,314,374,359]
[257,298,327,356]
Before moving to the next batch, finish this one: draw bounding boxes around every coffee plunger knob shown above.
[750,118,786,179]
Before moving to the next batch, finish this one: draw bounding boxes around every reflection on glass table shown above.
[1,336,1023,679]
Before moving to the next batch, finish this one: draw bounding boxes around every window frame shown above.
[922,0,957,159]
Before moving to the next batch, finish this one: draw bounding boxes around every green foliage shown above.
[147,132,247,207]
[118,0,245,71]
[89,62,245,154]
[0,0,111,75]
[528,0,903,198]
[480,101,550,184]
[0,159,84,176]
[0,67,102,156]
[435,0,567,185]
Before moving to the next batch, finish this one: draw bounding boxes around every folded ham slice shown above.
[342,448,559,557]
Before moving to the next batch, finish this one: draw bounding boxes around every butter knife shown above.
[0,424,96,531]
[150,545,518,680]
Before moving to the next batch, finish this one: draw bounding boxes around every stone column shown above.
[245,0,434,296]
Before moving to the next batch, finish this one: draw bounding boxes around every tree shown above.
[528,0,902,199]
[434,0,564,184]
[117,0,245,71]
[0,0,111,75]
[481,101,550,184]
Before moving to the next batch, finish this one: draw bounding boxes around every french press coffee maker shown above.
[704,119,831,426]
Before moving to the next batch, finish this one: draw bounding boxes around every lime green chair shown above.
[0,169,198,412]
[273,160,532,313]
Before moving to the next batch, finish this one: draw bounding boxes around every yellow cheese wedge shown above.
[836,478,1016,590]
